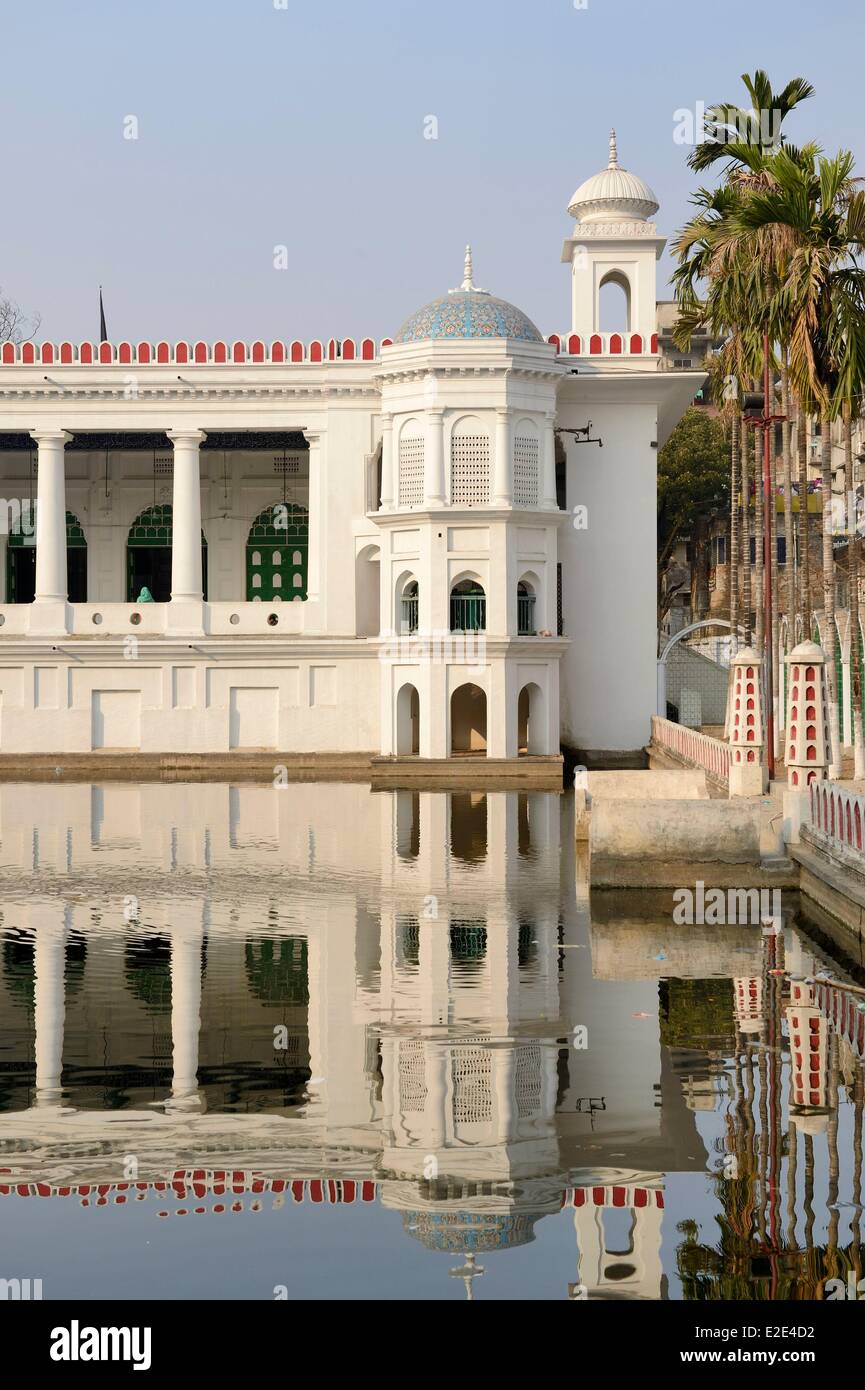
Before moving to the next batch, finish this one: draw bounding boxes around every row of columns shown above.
[30,427,208,605]
[380,409,558,511]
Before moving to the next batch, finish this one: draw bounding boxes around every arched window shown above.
[599,270,631,333]
[126,504,207,602]
[400,578,419,634]
[397,418,425,507]
[451,416,490,505]
[246,502,308,601]
[450,579,486,632]
[517,580,536,635]
[7,509,88,603]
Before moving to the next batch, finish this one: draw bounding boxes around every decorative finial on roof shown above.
[608,129,619,169]
[449,243,488,295]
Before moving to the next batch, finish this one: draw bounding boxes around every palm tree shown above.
[725,145,865,772]
[672,72,815,751]
[688,70,814,176]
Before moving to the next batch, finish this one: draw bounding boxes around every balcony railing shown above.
[450,594,486,632]
[401,595,419,633]
[517,594,536,635]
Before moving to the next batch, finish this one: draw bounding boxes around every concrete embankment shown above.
[589,797,767,888]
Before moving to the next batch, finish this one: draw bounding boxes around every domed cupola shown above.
[567,130,659,224]
[394,247,543,344]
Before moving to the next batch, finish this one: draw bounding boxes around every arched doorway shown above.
[7,511,87,603]
[518,682,545,754]
[355,544,380,636]
[451,682,487,755]
[396,682,420,755]
[126,505,208,602]
[246,503,308,602]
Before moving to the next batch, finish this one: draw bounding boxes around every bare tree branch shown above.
[0,288,40,344]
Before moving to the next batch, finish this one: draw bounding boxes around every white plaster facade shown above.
[0,137,700,759]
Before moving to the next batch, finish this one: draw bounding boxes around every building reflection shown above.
[0,782,862,1298]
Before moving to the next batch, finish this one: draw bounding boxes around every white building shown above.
[0,135,699,766]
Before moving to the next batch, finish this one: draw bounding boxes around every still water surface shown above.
[0,781,862,1300]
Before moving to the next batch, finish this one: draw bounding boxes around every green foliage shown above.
[658,407,730,561]
[658,976,735,1049]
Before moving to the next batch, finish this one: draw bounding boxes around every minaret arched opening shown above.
[598,270,631,333]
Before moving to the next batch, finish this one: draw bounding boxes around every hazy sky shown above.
[1,0,862,344]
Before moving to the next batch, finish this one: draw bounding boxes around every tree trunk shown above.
[822,412,842,775]
[730,412,740,652]
[770,418,780,761]
[754,398,764,651]
[781,364,795,744]
[742,413,752,642]
[781,366,795,631]
[797,396,811,638]
[847,408,864,779]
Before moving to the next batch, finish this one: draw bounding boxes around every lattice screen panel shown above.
[513,435,539,506]
[398,435,425,507]
[451,1047,492,1124]
[398,1038,428,1112]
[515,1043,543,1119]
[451,433,490,505]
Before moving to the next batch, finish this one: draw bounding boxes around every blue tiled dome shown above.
[395,290,543,345]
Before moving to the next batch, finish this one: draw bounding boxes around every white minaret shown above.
[561,129,665,340]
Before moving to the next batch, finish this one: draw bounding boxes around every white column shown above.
[425,1043,449,1148]
[33,909,68,1107]
[167,429,206,601]
[31,430,71,601]
[380,414,394,510]
[493,408,512,506]
[168,915,204,1111]
[425,409,445,507]
[541,413,557,510]
[494,1048,517,1141]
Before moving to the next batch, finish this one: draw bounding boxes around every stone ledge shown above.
[0,752,377,783]
[369,755,564,790]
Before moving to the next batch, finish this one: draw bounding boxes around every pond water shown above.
[0,781,862,1301]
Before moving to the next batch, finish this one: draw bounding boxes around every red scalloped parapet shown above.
[556,332,656,356]
[2,333,663,365]
[0,338,387,365]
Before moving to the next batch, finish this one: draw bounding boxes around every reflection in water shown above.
[0,782,862,1300]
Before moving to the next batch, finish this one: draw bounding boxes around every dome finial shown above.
[608,129,619,169]
[449,243,488,295]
